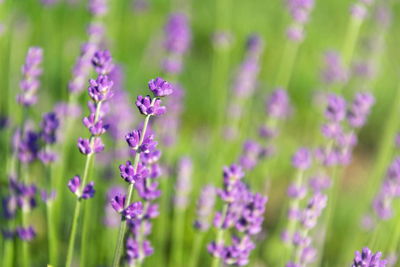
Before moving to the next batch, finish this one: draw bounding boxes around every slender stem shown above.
[66,200,82,267]
[341,16,363,67]
[112,111,153,267]
[275,38,300,89]
[170,208,185,267]
[188,233,205,267]
[2,239,14,267]
[47,202,58,266]
[65,152,93,267]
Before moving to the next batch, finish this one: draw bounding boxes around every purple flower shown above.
[287,0,314,23]
[40,112,59,144]
[68,176,81,195]
[88,0,108,16]
[92,50,113,74]
[126,130,141,149]
[78,137,92,155]
[321,51,348,85]
[16,226,36,241]
[352,247,387,267]
[325,94,346,122]
[347,92,375,128]
[15,129,40,163]
[351,3,367,19]
[83,113,108,136]
[135,95,166,116]
[148,77,174,97]
[194,185,216,231]
[174,157,193,209]
[266,89,292,119]
[239,140,263,170]
[119,161,149,184]
[17,47,43,106]
[111,194,126,213]
[164,13,191,54]
[123,201,143,220]
[88,75,114,103]
[292,148,312,170]
[286,25,304,42]
[82,181,95,199]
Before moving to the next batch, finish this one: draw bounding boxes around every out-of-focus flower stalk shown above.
[275,0,315,89]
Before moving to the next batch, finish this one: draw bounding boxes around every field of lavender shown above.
[1,0,400,266]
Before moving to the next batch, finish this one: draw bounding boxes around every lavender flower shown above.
[17,47,43,106]
[225,35,264,139]
[266,88,292,119]
[111,77,172,266]
[194,185,217,231]
[174,157,193,209]
[77,50,113,156]
[285,0,315,42]
[88,0,108,16]
[148,77,174,97]
[238,140,264,171]
[292,148,312,170]
[352,247,387,267]
[373,157,400,220]
[209,165,267,265]
[321,51,348,85]
[68,176,95,199]
[16,226,36,241]
[162,13,191,74]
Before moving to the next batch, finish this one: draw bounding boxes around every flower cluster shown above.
[321,51,348,85]
[373,156,400,220]
[351,247,387,267]
[285,193,328,267]
[77,50,114,156]
[194,185,217,231]
[225,35,264,140]
[162,12,191,75]
[68,25,104,94]
[208,164,268,266]
[110,77,173,265]
[238,140,266,171]
[317,92,374,166]
[37,112,60,164]
[286,0,315,42]
[1,178,38,241]
[257,88,292,159]
[174,157,193,209]
[17,47,43,107]
[68,176,96,199]
[282,148,330,266]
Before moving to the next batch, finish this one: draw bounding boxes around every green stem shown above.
[275,37,300,89]
[80,153,96,267]
[47,202,58,266]
[341,16,363,67]
[170,208,185,267]
[65,151,94,267]
[112,111,153,267]
[188,233,205,267]
[66,199,82,267]
[2,239,14,267]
